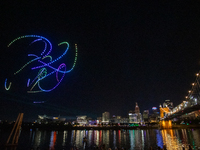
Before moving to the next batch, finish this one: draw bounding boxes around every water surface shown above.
[1,128,200,150]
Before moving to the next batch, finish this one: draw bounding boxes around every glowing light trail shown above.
[8,35,52,57]
[5,35,78,93]
[14,57,41,75]
[5,79,12,90]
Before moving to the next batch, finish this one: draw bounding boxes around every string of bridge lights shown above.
[185,72,200,100]
[160,72,200,117]
[4,35,78,93]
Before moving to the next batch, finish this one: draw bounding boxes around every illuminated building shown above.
[163,100,173,110]
[97,117,102,120]
[121,117,129,123]
[96,117,102,124]
[129,111,137,123]
[37,114,66,123]
[135,102,140,113]
[149,107,160,122]
[116,116,121,119]
[110,115,122,123]
[137,113,142,123]
[110,115,129,124]
[102,112,110,124]
[76,116,87,125]
[135,102,143,123]
[152,107,159,116]
[143,110,149,123]
[87,117,96,125]
[129,102,143,123]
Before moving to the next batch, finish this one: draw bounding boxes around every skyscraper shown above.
[135,102,140,114]
[129,102,142,123]
[102,112,110,123]
[129,110,137,123]
[143,110,149,123]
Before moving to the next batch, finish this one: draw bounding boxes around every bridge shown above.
[159,72,200,128]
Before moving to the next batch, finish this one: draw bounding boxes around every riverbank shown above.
[1,124,200,131]
[172,124,200,129]
[73,124,200,130]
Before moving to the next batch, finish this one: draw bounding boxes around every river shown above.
[1,128,200,150]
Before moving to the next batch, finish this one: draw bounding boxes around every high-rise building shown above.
[129,102,143,123]
[163,100,173,110]
[143,110,149,123]
[137,113,142,123]
[149,107,160,122]
[96,117,102,124]
[110,115,122,123]
[152,107,159,115]
[102,112,110,123]
[135,102,140,114]
[129,110,137,123]
[135,102,142,123]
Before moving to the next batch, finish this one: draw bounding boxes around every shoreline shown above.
[1,124,200,131]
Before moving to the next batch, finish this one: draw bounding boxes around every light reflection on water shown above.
[4,129,199,149]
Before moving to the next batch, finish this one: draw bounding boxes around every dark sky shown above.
[1,1,200,121]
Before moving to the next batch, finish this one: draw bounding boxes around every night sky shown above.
[1,1,200,121]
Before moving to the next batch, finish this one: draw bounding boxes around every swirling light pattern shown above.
[5,35,78,93]
[5,78,12,90]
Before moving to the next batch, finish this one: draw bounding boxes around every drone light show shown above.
[4,35,78,93]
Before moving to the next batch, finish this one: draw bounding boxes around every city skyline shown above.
[1,1,200,121]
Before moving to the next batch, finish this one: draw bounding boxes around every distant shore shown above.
[1,124,200,131]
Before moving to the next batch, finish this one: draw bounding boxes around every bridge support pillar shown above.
[159,106,172,129]
[160,120,172,129]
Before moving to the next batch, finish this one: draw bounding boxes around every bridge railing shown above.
[162,72,200,119]
[164,98,200,119]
